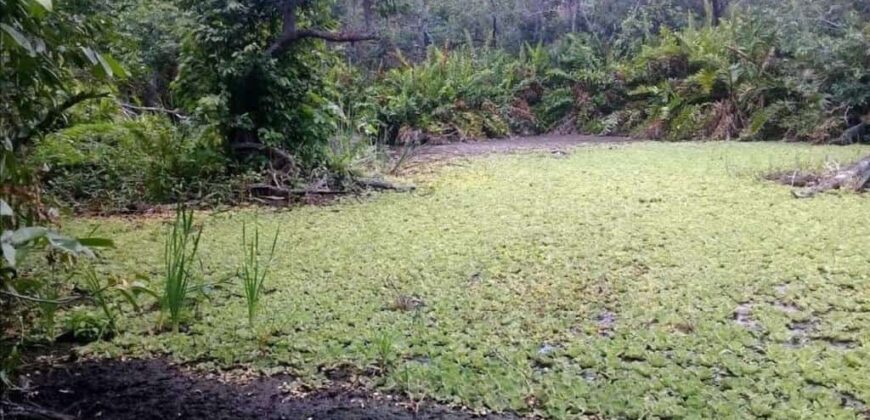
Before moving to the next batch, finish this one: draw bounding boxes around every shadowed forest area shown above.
[2,0,870,418]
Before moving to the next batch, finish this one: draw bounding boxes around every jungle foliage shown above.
[4,0,866,214]
[342,2,870,144]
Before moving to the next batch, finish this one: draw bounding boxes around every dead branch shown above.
[356,178,416,192]
[793,155,870,198]
[265,0,377,57]
[0,290,85,305]
[248,184,347,197]
[120,103,188,120]
[14,91,110,150]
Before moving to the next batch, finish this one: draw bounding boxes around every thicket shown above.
[349,11,870,144]
[9,0,868,214]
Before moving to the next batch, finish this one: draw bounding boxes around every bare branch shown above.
[14,91,110,150]
[120,103,189,121]
[266,0,377,57]
[0,289,85,305]
[294,29,378,43]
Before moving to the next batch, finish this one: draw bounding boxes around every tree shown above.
[1,0,118,391]
[174,0,376,165]
[1,0,123,153]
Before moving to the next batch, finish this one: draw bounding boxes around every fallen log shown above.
[248,184,348,197]
[793,155,870,198]
[355,178,416,192]
[247,178,415,200]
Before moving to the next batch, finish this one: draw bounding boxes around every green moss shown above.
[75,143,870,418]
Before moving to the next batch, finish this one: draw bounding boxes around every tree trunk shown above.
[362,0,374,32]
[489,0,499,46]
[570,0,577,33]
[143,70,161,108]
[711,0,727,25]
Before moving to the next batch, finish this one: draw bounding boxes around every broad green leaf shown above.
[80,46,99,65]
[1,24,33,54]
[46,231,93,257]
[95,53,114,78]
[130,282,161,300]
[33,0,52,11]
[8,227,48,246]
[116,288,143,312]
[101,54,128,79]
[0,199,12,217]
[26,0,52,17]
[1,243,15,267]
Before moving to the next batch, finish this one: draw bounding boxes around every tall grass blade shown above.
[240,222,279,328]
[163,206,202,332]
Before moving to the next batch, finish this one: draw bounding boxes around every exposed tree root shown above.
[792,155,870,198]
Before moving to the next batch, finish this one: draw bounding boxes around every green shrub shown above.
[31,116,229,212]
[375,45,533,143]
[62,307,113,343]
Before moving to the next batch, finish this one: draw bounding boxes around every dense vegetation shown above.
[4,0,870,211]
[1,0,869,417]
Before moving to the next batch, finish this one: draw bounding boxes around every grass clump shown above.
[239,223,279,328]
[161,207,202,332]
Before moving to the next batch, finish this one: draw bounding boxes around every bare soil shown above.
[4,358,517,420]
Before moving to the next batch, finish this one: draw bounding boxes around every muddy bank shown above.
[5,359,518,420]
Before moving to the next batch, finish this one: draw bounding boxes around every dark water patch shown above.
[820,337,859,350]
[838,391,867,412]
[773,301,801,315]
[783,319,818,349]
[734,304,762,332]
[595,311,617,338]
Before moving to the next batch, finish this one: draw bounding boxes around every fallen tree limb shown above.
[120,103,188,120]
[247,177,415,201]
[355,178,416,192]
[793,155,870,198]
[248,184,348,197]
[0,289,85,305]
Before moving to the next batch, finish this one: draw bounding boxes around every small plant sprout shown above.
[240,222,279,328]
[162,206,202,332]
[80,265,117,335]
[373,331,398,373]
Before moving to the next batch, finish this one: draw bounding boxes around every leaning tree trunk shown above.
[793,155,870,198]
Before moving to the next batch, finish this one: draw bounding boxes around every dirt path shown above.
[407,134,635,163]
[6,359,516,420]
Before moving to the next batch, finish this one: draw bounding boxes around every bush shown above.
[31,116,231,212]
[374,46,531,143]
